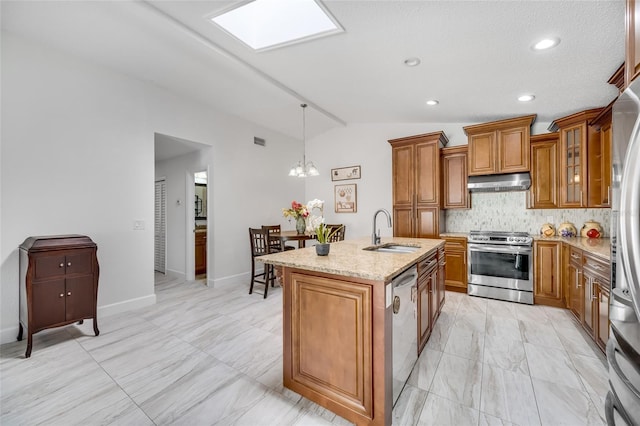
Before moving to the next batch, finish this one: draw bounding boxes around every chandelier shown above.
[289,103,319,177]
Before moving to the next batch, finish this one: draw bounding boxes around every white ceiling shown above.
[1,0,626,159]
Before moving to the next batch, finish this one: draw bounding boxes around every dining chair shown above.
[249,227,276,298]
[326,224,346,242]
[262,225,295,252]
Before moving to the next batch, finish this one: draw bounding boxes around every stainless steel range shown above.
[467,230,534,304]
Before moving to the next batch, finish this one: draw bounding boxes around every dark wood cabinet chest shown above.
[18,235,100,358]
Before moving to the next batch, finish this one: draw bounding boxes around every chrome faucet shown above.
[372,208,392,245]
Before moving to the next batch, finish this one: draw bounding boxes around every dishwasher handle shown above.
[393,268,418,289]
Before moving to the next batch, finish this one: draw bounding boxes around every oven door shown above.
[468,243,533,291]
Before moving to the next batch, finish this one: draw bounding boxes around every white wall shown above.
[0,32,304,343]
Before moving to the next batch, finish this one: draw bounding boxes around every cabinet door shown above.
[442,150,470,209]
[430,270,439,326]
[32,278,66,330]
[600,123,612,207]
[468,132,496,175]
[392,145,414,206]
[583,276,596,337]
[627,0,640,85]
[195,233,206,275]
[65,275,95,321]
[438,257,445,310]
[559,124,586,207]
[534,241,562,307]
[497,126,529,173]
[393,207,414,237]
[417,278,431,354]
[597,283,610,351]
[415,141,439,205]
[416,207,440,239]
[529,141,558,208]
[444,247,467,290]
[568,262,584,322]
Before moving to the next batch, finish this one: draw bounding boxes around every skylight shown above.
[209,0,343,51]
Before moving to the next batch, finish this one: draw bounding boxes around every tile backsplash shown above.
[445,191,611,236]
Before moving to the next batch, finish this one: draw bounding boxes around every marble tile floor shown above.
[0,273,609,425]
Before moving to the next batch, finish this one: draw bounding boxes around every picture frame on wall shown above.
[335,184,357,213]
[331,165,361,181]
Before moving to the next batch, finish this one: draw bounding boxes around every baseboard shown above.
[210,271,250,289]
[0,326,21,345]
[98,294,157,318]
[166,269,185,280]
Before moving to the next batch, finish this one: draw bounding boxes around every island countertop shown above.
[258,237,445,282]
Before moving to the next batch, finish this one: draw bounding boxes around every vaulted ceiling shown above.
[1,0,625,145]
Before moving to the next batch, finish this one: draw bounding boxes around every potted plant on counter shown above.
[314,223,341,256]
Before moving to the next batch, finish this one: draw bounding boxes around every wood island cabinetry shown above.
[464,115,536,176]
[389,132,448,238]
[18,235,100,358]
[441,146,470,209]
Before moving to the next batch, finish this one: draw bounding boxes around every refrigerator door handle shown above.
[620,99,640,317]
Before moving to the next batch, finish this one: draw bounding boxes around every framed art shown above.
[331,165,361,181]
[335,184,357,213]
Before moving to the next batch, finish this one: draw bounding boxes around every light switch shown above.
[133,220,145,230]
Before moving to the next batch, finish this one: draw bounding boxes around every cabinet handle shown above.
[59,293,64,298]
[571,254,580,260]
[576,270,582,288]
[67,262,71,267]
[67,291,71,296]
[591,264,604,271]
[592,280,598,300]
[59,263,64,268]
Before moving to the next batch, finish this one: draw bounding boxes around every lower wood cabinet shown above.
[596,283,610,352]
[417,273,432,353]
[567,247,585,323]
[19,235,100,358]
[533,241,563,307]
[195,231,206,275]
[443,236,467,292]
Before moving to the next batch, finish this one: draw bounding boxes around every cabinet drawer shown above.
[583,253,610,285]
[569,247,582,267]
[34,254,67,279]
[65,250,93,275]
[418,255,438,277]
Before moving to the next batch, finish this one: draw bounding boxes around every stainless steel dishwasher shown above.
[391,265,418,406]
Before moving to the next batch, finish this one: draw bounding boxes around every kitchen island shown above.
[259,237,445,426]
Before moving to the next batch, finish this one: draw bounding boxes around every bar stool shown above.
[249,228,275,298]
[262,225,295,252]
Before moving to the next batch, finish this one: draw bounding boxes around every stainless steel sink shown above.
[363,243,420,253]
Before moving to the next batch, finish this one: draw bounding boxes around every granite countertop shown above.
[259,237,445,282]
[534,236,611,261]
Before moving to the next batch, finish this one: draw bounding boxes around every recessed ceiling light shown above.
[426,99,439,106]
[404,57,421,67]
[209,0,343,51]
[518,94,535,102]
[532,38,560,50]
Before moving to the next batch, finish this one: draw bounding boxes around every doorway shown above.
[194,170,208,282]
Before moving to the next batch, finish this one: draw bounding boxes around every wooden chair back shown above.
[261,225,284,252]
[249,228,271,257]
[326,224,346,242]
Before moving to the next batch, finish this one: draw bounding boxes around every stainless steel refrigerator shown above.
[607,77,640,425]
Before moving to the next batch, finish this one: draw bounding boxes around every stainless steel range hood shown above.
[467,172,531,192]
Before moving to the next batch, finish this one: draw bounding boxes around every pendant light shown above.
[289,103,319,177]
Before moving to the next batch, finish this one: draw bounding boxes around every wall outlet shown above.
[133,220,145,230]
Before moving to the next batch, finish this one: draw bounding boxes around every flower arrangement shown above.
[282,201,309,220]
[315,222,342,244]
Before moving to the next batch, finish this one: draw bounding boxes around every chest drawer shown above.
[34,249,93,279]
[569,247,583,266]
[583,253,610,285]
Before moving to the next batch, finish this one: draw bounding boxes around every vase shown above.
[295,217,306,234]
[316,243,330,256]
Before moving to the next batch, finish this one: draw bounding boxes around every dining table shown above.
[271,230,316,249]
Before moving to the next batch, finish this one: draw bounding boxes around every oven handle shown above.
[468,243,532,255]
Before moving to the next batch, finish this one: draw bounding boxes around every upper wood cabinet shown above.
[549,108,603,208]
[441,146,470,209]
[590,104,613,208]
[627,0,640,86]
[528,133,559,209]
[389,132,448,238]
[463,115,536,176]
